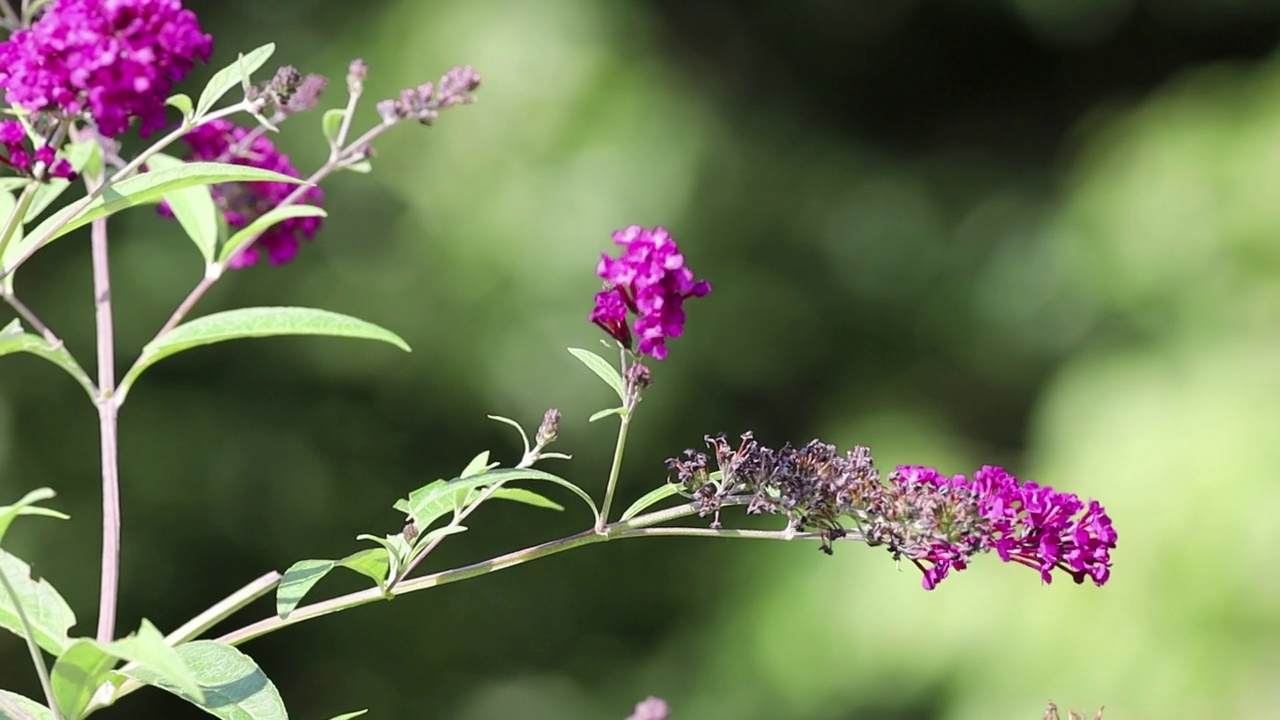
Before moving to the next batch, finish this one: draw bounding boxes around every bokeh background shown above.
[3,0,1280,717]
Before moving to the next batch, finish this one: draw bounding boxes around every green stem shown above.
[0,562,63,720]
[596,411,632,533]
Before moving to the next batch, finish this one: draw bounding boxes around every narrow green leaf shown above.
[167,93,194,117]
[459,451,496,479]
[588,407,625,423]
[51,639,119,719]
[486,415,531,457]
[122,640,287,720]
[343,160,372,174]
[321,109,345,146]
[0,178,32,193]
[23,140,100,224]
[0,190,25,293]
[121,307,410,393]
[401,468,598,531]
[355,533,412,589]
[0,550,75,656]
[418,525,467,545]
[0,691,53,720]
[147,153,218,264]
[103,619,203,703]
[275,559,335,620]
[196,44,276,118]
[0,320,96,397]
[218,205,326,266]
[567,347,625,402]
[0,487,67,546]
[21,162,307,255]
[619,483,683,522]
[324,712,367,720]
[489,487,564,511]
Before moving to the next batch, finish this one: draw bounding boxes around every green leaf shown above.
[400,468,598,531]
[275,559,336,620]
[196,44,276,118]
[0,550,75,656]
[0,320,96,397]
[459,451,497,479]
[23,140,100,225]
[0,190,25,293]
[0,691,53,720]
[336,548,391,588]
[0,487,67,546]
[217,205,326,266]
[121,307,410,394]
[488,487,565,511]
[122,640,287,720]
[0,178,32,193]
[51,639,120,719]
[324,712,367,720]
[567,347,625,402]
[321,109,346,146]
[343,160,372,174]
[103,619,203,703]
[21,162,307,256]
[588,407,625,423]
[167,93,194,118]
[619,483,683,522]
[147,153,218,264]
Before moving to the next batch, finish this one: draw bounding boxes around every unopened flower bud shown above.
[626,697,669,720]
[347,58,369,95]
[536,408,561,447]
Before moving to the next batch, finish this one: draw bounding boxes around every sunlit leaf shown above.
[51,640,120,719]
[488,487,564,511]
[147,153,218,264]
[120,307,410,395]
[399,468,598,531]
[217,205,326,266]
[0,319,96,397]
[321,109,346,146]
[102,619,203,703]
[166,93,194,118]
[21,162,306,256]
[0,550,75,656]
[196,44,276,118]
[619,483,683,522]
[459,451,497,479]
[567,347,625,402]
[122,640,287,720]
[275,559,336,620]
[324,712,367,720]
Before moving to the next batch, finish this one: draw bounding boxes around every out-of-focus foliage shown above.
[2,0,1278,717]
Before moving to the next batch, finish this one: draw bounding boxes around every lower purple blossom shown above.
[591,225,710,360]
[0,120,74,179]
[668,435,1117,589]
[159,119,324,268]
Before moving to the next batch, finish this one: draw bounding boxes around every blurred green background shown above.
[3,0,1280,717]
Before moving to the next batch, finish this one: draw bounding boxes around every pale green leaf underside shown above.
[0,487,68,547]
[121,307,410,392]
[0,691,53,720]
[51,639,120,719]
[398,468,598,531]
[103,619,204,702]
[567,347,625,401]
[0,319,96,396]
[0,550,76,656]
[122,640,287,720]
[488,487,564,511]
[324,712,368,720]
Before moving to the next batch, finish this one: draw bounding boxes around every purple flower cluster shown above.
[668,434,1117,589]
[162,118,323,268]
[0,0,212,137]
[0,121,74,179]
[893,465,1117,589]
[591,225,711,360]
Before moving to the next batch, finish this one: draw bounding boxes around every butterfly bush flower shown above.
[0,120,74,179]
[668,434,1117,589]
[0,0,213,137]
[160,119,323,268]
[591,225,711,360]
